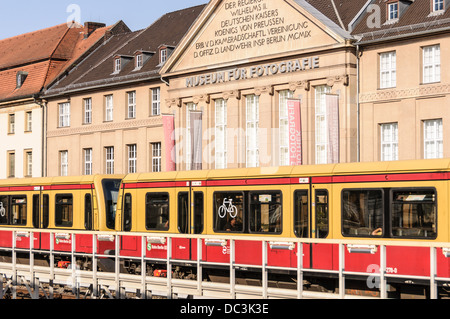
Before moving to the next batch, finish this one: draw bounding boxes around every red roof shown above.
[0,22,113,103]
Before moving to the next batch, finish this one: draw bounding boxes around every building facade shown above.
[352,0,450,162]
[161,0,369,170]
[0,21,120,179]
[43,6,205,177]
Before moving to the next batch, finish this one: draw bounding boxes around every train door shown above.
[31,189,49,251]
[175,182,205,260]
[310,184,334,270]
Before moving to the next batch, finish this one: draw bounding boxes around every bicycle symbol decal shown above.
[0,203,5,218]
[218,198,238,219]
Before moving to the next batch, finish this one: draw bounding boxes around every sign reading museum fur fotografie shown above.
[186,57,320,87]
[193,0,312,59]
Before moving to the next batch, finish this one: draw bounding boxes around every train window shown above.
[178,192,189,234]
[249,191,282,234]
[85,194,93,231]
[102,179,121,230]
[122,193,132,232]
[32,195,39,228]
[294,190,309,238]
[145,193,169,231]
[342,189,383,237]
[213,192,244,233]
[193,192,204,234]
[55,194,73,227]
[11,196,27,226]
[316,190,329,238]
[391,188,437,239]
[42,194,49,229]
[0,196,9,225]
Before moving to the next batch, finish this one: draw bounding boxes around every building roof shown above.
[0,21,127,104]
[44,4,206,97]
[351,0,450,43]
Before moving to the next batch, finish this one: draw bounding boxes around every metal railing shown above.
[1,229,450,299]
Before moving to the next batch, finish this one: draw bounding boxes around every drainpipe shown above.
[33,95,47,177]
[356,44,361,163]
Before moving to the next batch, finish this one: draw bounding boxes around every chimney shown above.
[84,22,106,37]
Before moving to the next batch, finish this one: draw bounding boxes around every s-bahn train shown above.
[1,159,450,297]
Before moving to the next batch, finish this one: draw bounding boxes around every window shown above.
[102,179,121,230]
[60,151,68,176]
[123,193,132,231]
[151,88,160,116]
[315,85,332,164]
[105,146,114,174]
[391,188,437,238]
[246,95,259,168]
[58,102,70,127]
[423,45,441,83]
[178,192,189,234]
[380,51,396,89]
[25,111,32,132]
[16,72,27,88]
[424,119,443,159]
[55,194,73,227]
[380,123,398,161]
[151,142,161,172]
[279,90,294,166]
[388,2,399,20]
[249,191,282,234]
[25,150,32,177]
[294,190,309,238]
[342,189,384,237]
[316,190,329,238]
[433,0,444,11]
[84,148,92,175]
[114,58,121,73]
[127,144,137,173]
[8,114,15,134]
[136,54,143,69]
[11,196,27,226]
[215,99,227,169]
[160,48,167,64]
[84,98,92,124]
[214,192,245,233]
[85,194,93,231]
[193,192,204,234]
[185,102,197,170]
[145,193,169,230]
[8,151,15,178]
[127,91,136,119]
[0,195,27,226]
[105,95,113,121]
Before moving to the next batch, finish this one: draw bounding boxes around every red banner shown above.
[162,114,176,171]
[287,99,302,166]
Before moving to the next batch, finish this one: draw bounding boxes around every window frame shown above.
[422,44,441,84]
[379,51,397,89]
[58,102,70,128]
[315,189,329,239]
[213,191,246,234]
[55,194,73,227]
[248,190,283,235]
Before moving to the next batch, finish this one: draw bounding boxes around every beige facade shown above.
[46,82,168,177]
[358,33,450,162]
[162,0,359,170]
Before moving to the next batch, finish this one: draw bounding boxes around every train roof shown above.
[122,158,450,183]
[0,174,125,187]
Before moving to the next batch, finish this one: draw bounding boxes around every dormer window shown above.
[433,0,444,11]
[136,54,143,69]
[160,48,167,65]
[388,2,399,20]
[114,58,121,73]
[16,71,28,88]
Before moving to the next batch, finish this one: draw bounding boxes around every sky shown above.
[0,0,208,39]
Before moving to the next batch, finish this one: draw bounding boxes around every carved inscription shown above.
[193,0,312,59]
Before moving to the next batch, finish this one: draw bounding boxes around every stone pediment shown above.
[161,0,351,76]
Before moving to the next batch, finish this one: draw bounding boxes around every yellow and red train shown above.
[1,159,450,296]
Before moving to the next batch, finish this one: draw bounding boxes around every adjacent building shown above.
[0,21,125,178]
[43,5,206,177]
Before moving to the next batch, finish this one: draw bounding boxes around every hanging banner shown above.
[287,99,302,166]
[190,111,203,170]
[326,94,340,164]
[162,114,176,171]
